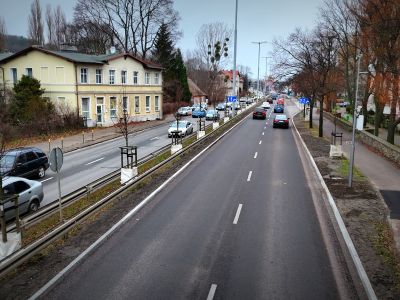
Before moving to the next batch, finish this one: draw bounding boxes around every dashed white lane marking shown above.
[40,177,53,183]
[207,284,217,300]
[262,132,265,136]
[247,171,253,182]
[254,152,258,159]
[150,136,160,140]
[85,157,105,165]
[264,126,266,129]
[259,140,262,145]
[233,204,243,224]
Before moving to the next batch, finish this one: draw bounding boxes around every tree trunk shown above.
[309,102,314,129]
[386,74,399,144]
[374,105,383,136]
[319,99,323,137]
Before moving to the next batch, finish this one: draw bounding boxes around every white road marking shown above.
[233,204,243,224]
[150,136,160,141]
[207,284,217,300]
[262,132,265,136]
[254,152,258,159]
[247,171,253,182]
[259,140,262,145]
[85,157,105,165]
[264,126,266,129]
[40,177,53,183]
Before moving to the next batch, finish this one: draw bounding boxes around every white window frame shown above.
[155,95,160,112]
[145,72,150,85]
[109,69,115,85]
[121,70,127,85]
[110,96,117,118]
[135,96,140,113]
[95,69,102,84]
[81,97,91,119]
[10,68,17,83]
[25,67,33,78]
[133,71,139,85]
[80,67,88,84]
[154,72,160,85]
[145,95,151,112]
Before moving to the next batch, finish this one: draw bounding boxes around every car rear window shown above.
[276,115,287,120]
[255,108,264,112]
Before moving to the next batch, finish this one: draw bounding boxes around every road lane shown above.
[42,105,349,299]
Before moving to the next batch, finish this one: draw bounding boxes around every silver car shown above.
[2,176,44,221]
[168,120,194,137]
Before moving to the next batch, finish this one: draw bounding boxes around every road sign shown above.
[226,95,237,102]
[299,97,310,104]
[49,147,63,172]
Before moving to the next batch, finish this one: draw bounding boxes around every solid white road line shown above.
[247,171,253,182]
[233,204,243,224]
[40,177,53,183]
[207,284,218,300]
[85,157,105,165]
[254,152,258,159]
[259,140,262,145]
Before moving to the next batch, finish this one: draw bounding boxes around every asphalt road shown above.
[40,102,346,299]
[39,113,219,206]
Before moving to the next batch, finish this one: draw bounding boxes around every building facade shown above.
[0,46,163,127]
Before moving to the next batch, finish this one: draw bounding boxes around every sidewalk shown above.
[20,114,175,155]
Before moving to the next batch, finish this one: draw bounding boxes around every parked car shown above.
[253,107,267,119]
[191,103,207,111]
[192,108,207,118]
[0,147,49,179]
[177,106,191,116]
[2,176,44,221]
[261,101,271,110]
[216,103,226,111]
[272,114,290,128]
[274,104,284,113]
[168,120,194,137]
[205,109,220,121]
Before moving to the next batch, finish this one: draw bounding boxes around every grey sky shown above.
[0,0,325,78]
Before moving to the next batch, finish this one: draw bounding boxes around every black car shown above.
[272,114,290,128]
[274,104,284,113]
[0,147,49,179]
[253,107,266,119]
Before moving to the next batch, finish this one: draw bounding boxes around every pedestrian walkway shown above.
[23,114,175,154]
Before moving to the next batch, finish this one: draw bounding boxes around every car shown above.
[272,114,290,128]
[253,107,266,119]
[274,104,284,113]
[246,98,253,104]
[216,103,226,111]
[168,120,194,137]
[2,176,44,221]
[0,147,49,179]
[177,107,191,116]
[277,98,285,106]
[192,108,207,118]
[261,101,271,110]
[205,109,220,121]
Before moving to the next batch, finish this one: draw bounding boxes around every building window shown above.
[96,69,102,84]
[135,96,140,113]
[110,97,117,117]
[154,73,160,85]
[123,96,128,113]
[145,95,150,112]
[10,68,17,83]
[26,68,33,78]
[145,72,150,85]
[109,70,115,84]
[81,98,90,119]
[80,68,88,83]
[155,95,160,112]
[133,71,138,85]
[121,70,127,84]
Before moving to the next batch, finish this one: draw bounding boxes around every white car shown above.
[261,101,271,110]
[177,107,191,116]
[168,120,194,137]
[2,176,44,221]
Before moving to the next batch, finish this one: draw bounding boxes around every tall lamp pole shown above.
[252,41,268,97]
[232,0,238,112]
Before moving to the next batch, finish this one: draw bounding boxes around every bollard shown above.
[48,139,51,155]
[0,204,6,243]
[82,131,85,143]
[91,129,94,141]
[61,137,64,149]
[13,196,20,234]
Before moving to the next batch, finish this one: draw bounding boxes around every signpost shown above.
[49,147,63,221]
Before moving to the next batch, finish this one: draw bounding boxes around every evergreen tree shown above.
[173,49,191,102]
[152,23,174,76]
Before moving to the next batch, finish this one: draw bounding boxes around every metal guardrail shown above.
[0,102,257,276]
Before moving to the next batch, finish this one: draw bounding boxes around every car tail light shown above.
[285,120,289,123]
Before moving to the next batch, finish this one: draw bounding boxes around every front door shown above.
[96,98,104,124]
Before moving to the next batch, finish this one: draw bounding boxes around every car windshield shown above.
[207,110,215,114]
[170,122,187,128]
[0,154,16,168]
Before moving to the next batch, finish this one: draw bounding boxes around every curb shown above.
[291,113,377,300]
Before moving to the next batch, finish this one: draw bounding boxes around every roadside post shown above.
[49,147,64,222]
[120,146,138,184]
[171,112,183,154]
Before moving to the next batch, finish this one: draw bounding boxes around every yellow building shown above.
[0,46,163,127]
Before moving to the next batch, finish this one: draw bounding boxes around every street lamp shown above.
[252,41,268,97]
[232,0,238,112]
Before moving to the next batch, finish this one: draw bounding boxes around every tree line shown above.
[274,0,400,144]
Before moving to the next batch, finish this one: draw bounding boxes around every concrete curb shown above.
[291,113,377,300]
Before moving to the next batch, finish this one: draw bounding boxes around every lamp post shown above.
[232,0,238,112]
[252,41,268,97]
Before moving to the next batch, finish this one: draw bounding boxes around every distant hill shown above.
[4,35,30,53]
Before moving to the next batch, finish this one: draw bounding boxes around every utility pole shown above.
[252,41,268,97]
[232,0,238,111]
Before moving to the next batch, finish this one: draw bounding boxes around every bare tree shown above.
[28,0,44,45]
[0,16,6,52]
[45,4,54,47]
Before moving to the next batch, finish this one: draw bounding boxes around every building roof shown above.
[188,78,207,97]
[0,46,163,70]
[0,52,13,61]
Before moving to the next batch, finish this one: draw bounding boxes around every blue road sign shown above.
[299,97,310,104]
[226,95,237,102]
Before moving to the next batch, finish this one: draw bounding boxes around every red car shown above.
[253,107,266,119]
[277,98,285,106]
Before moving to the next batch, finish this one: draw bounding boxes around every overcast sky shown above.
[1,0,325,78]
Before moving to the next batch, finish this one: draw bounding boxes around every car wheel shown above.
[37,166,45,178]
[28,200,40,213]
